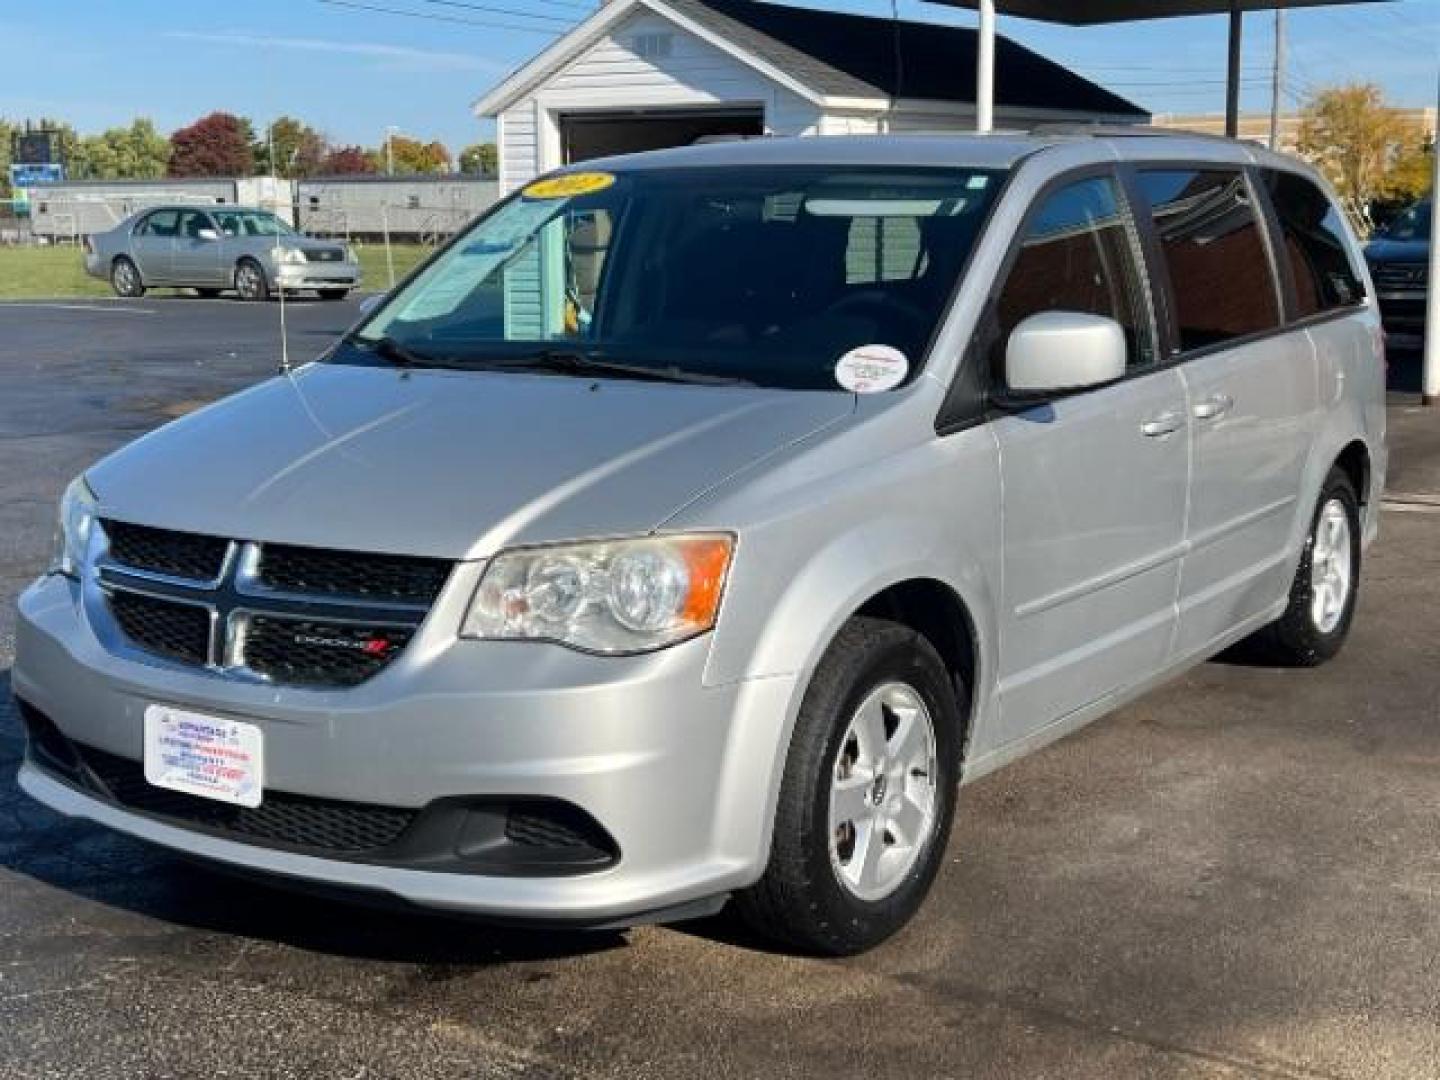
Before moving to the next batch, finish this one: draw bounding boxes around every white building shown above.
[474,0,1148,194]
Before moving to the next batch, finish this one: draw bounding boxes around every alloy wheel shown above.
[828,682,939,902]
[1310,498,1353,635]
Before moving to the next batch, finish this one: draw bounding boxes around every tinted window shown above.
[178,210,214,239]
[352,166,1004,391]
[1264,170,1365,317]
[213,210,294,237]
[138,210,179,238]
[996,174,1156,371]
[1138,169,1281,351]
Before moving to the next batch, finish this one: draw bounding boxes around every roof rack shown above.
[1030,122,1265,146]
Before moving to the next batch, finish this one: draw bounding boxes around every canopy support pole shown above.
[977,0,996,133]
[1423,68,1439,407]
[1226,7,1243,138]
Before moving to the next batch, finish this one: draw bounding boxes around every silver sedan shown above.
[84,205,362,301]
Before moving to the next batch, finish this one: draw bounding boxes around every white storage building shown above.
[474,0,1148,194]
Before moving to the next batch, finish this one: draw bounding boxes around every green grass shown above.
[0,245,111,299]
[0,242,434,300]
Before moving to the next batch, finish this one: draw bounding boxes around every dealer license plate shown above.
[143,705,265,809]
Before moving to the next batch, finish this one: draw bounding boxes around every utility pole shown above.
[268,123,279,179]
[976,0,996,133]
[1423,69,1439,407]
[385,126,398,177]
[1225,6,1243,138]
[1269,9,1286,151]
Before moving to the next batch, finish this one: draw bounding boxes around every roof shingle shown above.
[667,0,1146,115]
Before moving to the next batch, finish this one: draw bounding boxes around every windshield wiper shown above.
[350,334,459,371]
[488,349,754,386]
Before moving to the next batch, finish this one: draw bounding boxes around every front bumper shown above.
[13,572,795,922]
[274,261,361,291]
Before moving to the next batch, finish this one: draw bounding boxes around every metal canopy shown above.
[928,0,1389,25]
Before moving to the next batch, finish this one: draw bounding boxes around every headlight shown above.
[49,476,98,579]
[461,534,734,654]
[275,247,307,265]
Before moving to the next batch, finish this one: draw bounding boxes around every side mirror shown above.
[358,293,386,317]
[197,228,219,242]
[1005,311,1127,395]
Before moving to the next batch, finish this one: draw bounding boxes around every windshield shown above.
[344,165,1004,390]
[1379,201,1431,242]
[214,210,295,238]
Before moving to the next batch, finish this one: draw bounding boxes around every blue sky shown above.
[2,0,1436,154]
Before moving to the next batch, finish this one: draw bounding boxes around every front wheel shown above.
[234,259,269,302]
[110,257,145,298]
[1247,468,1361,666]
[735,617,962,956]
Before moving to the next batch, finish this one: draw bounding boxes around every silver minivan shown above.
[15,133,1386,955]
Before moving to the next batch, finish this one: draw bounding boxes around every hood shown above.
[87,364,854,559]
[1365,237,1429,263]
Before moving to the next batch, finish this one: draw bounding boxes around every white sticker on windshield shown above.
[836,345,909,394]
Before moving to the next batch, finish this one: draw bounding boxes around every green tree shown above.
[0,118,13,199]
[1297,83,1432,231]
[458,142,498,176]
[79,119,170,180]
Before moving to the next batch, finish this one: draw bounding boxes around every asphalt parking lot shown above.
[1,297,1438,1080]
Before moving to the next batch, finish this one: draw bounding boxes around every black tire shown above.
[110,257,145,298]
[735,616,963,956]
[318,289,351,302]
[1247,468,1361,667]
[194,287,223,299]
[234,259,269,302]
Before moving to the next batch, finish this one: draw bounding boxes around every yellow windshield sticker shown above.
[523,172,616,200]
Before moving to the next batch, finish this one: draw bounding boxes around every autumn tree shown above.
[1297,83,1432,232]
[380,134,451,175]
[458,142,498,176]
[169,112,255,177]
[320,145,377,175]
[79,119,170,180]
[257,116,327,178]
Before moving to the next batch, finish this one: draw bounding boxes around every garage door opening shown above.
[561,108,765,165]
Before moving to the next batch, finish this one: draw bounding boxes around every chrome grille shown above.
[304,247,346,263]
[90,522,452,689]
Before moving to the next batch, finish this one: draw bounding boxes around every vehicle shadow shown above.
[0,667,630,967]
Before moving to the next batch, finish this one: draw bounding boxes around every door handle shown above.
[1140,410,1186,438]
[1193,393,1235,422]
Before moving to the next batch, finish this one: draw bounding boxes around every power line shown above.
[418,0,595,13]
[315,0,570,35]
[409,0,581,24]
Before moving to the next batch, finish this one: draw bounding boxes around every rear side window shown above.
[995,174,1156,370]
[1137,169,1281,352]
[1263,170,1366,317]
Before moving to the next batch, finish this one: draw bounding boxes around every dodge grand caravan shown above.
[14,133,1386,955]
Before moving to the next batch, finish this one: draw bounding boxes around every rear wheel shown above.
[318,289,351,302]
[110,257,145,298]
[234,259,269,302]
[1247,468,1361,666]
[735,617,962,956]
